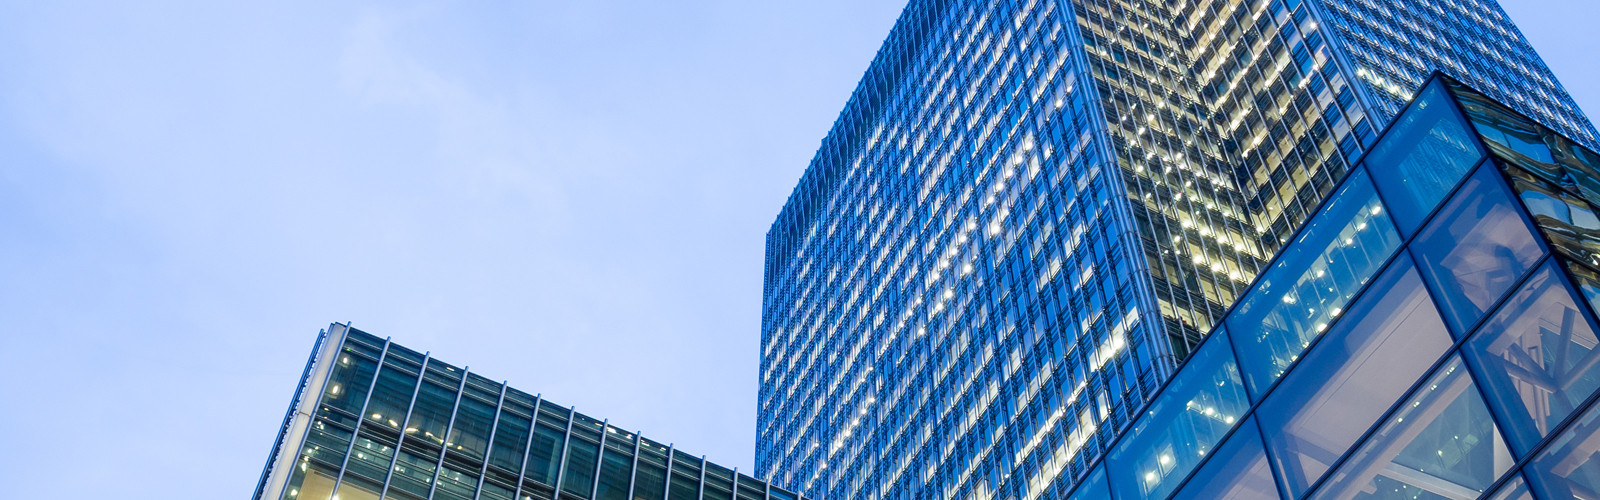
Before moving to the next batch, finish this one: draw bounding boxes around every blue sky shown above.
[0,1,1592,498]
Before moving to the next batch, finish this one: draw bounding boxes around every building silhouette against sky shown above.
[756,0,1598,498]
[255,325,800,500]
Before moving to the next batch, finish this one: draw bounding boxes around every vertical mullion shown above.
[591,420,610,499]
[470,383,510,500]
[626,435,642,500]
[511,394,544,500]
[696,456,706,500]
[379,354,434,498]
[661,446,675,500]
[330,335,392,497]
[426,367,473,498]
[552,408,577,495]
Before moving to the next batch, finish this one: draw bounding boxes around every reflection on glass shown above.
[1411,165,1544,335]
[1108,331,1249,500]
[1366,80,1486,233]
[1171,417,1280,500]
[561,436,600,497]
[1506,166,1600,268]
[1066,466,1110,500]
[1230,169,1401,396]
[1309,357,1513,500]
[1466,262,1600,455]
[434,464,479,500]
[1526,396,1600,498]
[1257,257,1453,498]
[1450,79,1600,204]
[388,449,440,498]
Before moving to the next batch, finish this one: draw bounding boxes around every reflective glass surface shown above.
[1170,417,1280,500]
[1365,81,1486,233]
[1064,467,1109,500]
[1108,332,1248,500]
[1526,396,1600,498]
[1506,166,1600,268]
[1231,170,1402,396]
[1256,257,1453,497]
[1412,165,1544,335]
[1309,357,1513,500]
[1485,474,1532,500]
[1467,262,1600,455]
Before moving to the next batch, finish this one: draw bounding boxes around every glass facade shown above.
[253,327,799,500]
[760,0,1597,499]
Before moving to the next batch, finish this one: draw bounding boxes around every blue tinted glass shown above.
[1108,331,1248,500]
[1485,474,1533,500]
[1309,357,1512,500]
[1171,417,1280,500]
[1412,165,1544,335]
[1230,169,1402,396]
[1256,256,1453,497]
[1505,166,1600,269]
[1366,80,1486,233]
[1526,397,1600,498]
[1465,262,1600,455]
[1065,466,1110,500]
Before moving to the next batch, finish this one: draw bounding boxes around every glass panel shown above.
[1526,397,1600,498]
[447,395,496,461]
[1064,466,1109,500]
[1412,165,1544,335]
[1257,257,1454,497]
[1230,169,1402,396]
[346,430,398,484]
[1365,80,1485,233]
[633,459,667,500]
[488,405,533,475]
[595,446,634,500]
[703,464,734,500]
[1171,416,1279,500]
[1466,262,1600,455]
[1506,166,1600,268]
[668,454,702,500]
[1309,357,1513,500]
[1450,79,1600,204]
[525,423,568,486]
[336,474,384,500]
[366,363,421,431]
[324,348,379,416]
[1107,331,1249,500]
[561,437,600,497]
[435,464,480,500]
[736,474,765,500]
[303,419,353,468]
[408,380,460,447]
[388,449,439,498]
[283,461,338,500]
[1484,474,1532,500]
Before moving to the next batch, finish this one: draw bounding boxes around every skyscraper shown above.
[255,324,800,500]
[756,0,1597,498]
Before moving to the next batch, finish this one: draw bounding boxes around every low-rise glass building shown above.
[1054,74,1600,500]
[253,326,799,500]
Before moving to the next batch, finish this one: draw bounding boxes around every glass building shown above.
[253,326,799,500]
[757,0,1598,498]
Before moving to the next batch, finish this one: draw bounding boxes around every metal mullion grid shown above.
[426,367,474,498]
[469,382,510,500]
[510,394,545,500]
[379,353,435,499]
[662,445,676,500]
[625,434,642,500]
[590,419,610,499]
[330,335,393,497]
[551,408,578,496]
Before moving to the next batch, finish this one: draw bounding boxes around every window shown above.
[1465,262,1600,455]
[1256,256,1453,498]
[1170,417,1279,500]
[1411,165,1543,335]
[1309,357,1512,500]
[1365,80,1484,233]
[1107,331,1248,500]
[1230,169,1402,396]
[1525,396,1600,498]
[1065,466,1109,500]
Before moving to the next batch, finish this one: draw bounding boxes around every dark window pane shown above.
[668,454,702,500]
[388,449,439,498]
[366,363,420,431]
[1230,169,1402,396]
[435,464,479,500]
[1413,165,1544,335]
[703,464,733,500]
[1506,166,1600,268]
[488,406,533,474]
[1366,80,1485,233]
[1466,262,1600,455]
[595,446,634,500]
[447,395,496,461]
[324,348,379,416]
[525,423,567,486]
[1309,357,1513,500]
[561,437,600,497]
[345,430,397,484]
[1452,79,1600,203]
[1171,417,1278,500]
[633,460,667,500]
[1108,331,1248,500]
[1526,397,1600,498]
[408,380,460,447]
[1256,257,1453,497]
